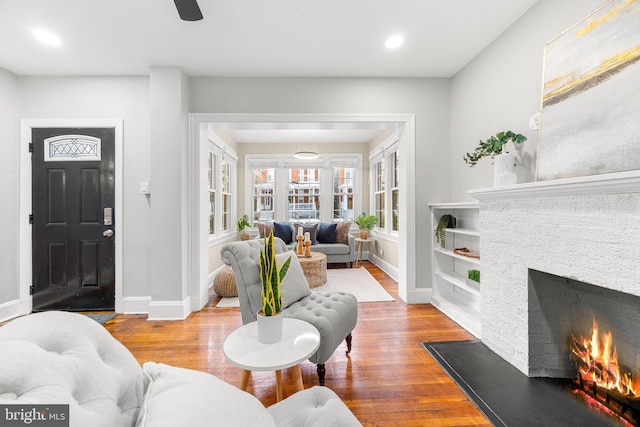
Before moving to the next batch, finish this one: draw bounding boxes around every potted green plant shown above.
[354,212,378,239]
[236,214,251,241]
[257,231,292,343]
[463,130,527,166]
[464,130,527,186]
[435,214,456,248]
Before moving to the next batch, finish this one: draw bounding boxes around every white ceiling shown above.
[1,0,538,145]
[0,0,538,78]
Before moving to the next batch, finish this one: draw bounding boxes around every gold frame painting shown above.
[536,0,640,181]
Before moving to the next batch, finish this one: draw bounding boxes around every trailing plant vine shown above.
[436,215,455,248]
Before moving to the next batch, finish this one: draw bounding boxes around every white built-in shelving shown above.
[429,202,481,337]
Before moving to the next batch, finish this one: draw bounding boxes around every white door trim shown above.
[187,113,417,309]
[19,119,124,315]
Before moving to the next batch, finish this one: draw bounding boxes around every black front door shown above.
[31,127,115,311]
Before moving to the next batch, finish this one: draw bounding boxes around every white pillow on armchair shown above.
[277,251,311,309]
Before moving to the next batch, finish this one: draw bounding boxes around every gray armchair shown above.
[220,238,358,385]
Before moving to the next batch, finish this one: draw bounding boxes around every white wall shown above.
[190,77,451,291]
[19,76,152,301]
[0,67,19,305]
[450,0,604,201]
[148,67,191,319]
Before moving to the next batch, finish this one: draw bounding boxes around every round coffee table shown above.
[298,252,327,288]
[223,318,320,402]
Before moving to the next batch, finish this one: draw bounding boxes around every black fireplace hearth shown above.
[423,340,631,426]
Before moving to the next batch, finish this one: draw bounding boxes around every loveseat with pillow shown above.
[0,311,362,427]
[257,221,356,267]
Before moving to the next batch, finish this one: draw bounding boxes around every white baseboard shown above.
[121,296,152,314]
[406,288,432,304]
[0,299,30,323]
[369,253,399,281]
[147,296,191,320]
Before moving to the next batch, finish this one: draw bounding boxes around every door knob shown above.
[103,229,114,237]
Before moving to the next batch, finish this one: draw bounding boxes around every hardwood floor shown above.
[105,261,491,426]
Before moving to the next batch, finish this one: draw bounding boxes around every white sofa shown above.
[0,311,362,427]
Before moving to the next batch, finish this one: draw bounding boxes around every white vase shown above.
[256,310,283,344]
[493,152,517,187]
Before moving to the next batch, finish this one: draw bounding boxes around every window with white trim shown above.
[245,154,361,223]
[288,168,320,221]
[391,151,399,232]
[222,160,232,232]
[369,139,399,235]
[373,158,385,229]
[208,152,215,235]
[252,167,276,222]
[332,166,355,220]
[208,138,237,239]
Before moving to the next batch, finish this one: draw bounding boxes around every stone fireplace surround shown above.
[469,170,640,377]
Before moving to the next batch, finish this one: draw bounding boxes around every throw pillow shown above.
[256,222,274,239]
[273,222,293,244]
[335,221,352,244]
[293,222,319,244]
[277,251,311,308]
[316,223,337,243]
[137,362,277,427]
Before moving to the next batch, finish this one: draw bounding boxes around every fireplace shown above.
[529,269,640,424]
[469,171,640,423]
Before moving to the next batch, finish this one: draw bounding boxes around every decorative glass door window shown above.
[44,135,101,162]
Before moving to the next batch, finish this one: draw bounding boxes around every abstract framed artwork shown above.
[536,0,640,181]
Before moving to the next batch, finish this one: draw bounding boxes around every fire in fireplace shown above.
[570,317,640,425]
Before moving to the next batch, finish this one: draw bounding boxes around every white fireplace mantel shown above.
[467,169,640,376]
[469,170,640,200]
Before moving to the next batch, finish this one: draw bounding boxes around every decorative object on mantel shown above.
[354,212,378,239]
[537,0,640,181]
[235,214,251,241]
[463,131,527,187]
[463,131,527,167]
[435,214,456,248]
[454,247,480,259]
[257,231,291,344]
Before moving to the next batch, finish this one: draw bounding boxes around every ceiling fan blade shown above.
[174,0,203,21]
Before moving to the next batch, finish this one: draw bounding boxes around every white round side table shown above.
[223,318,320,402]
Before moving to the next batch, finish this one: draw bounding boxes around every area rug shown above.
[83,313,118,325]
[216,267,394,308]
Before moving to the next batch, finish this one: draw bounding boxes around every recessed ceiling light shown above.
[33,28,61,46]
[385,35,404,49]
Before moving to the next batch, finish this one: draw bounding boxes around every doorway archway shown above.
[188,113,417,312]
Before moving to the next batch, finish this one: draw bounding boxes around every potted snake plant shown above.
[257,231,292,343]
